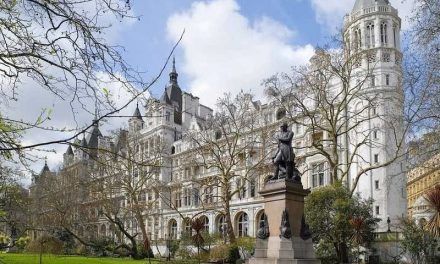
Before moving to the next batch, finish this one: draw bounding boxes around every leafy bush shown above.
[75,244,90,255]
[228,245,240,263]
[0,232,11,248]
[304,183,379,263]
[236,236,255,257]
[90,236,116,256]
[15,236,30,251]
[209,244,229,262]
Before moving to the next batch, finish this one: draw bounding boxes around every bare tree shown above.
[0,1,184,164]
[264,42,408,195]
[404,0,440,161]
[89,129,166,259]
[177,92,271,243]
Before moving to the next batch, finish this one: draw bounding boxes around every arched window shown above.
[354,28,362,50]
[171,146,175,154]
[393,24,398,47]
[199,216,209,232]
[217,214,227,234]
[255,210,268,236]
[169,219,178,239]
[380,22,388,45]
[236,212,249,237]
[366,22,375,48]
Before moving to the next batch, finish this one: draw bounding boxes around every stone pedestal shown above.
[248,180,320,264]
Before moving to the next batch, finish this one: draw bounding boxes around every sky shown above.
[9,0,416,185]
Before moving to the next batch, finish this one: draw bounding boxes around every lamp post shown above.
[387,216,391,233]
[165,234,171,261]
[387,216,399,263]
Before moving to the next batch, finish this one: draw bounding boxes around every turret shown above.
[129,103,144,133]
[63,145,74,166]
[343,0,406,232]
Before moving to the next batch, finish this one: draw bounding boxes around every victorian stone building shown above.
[30,0,407,251]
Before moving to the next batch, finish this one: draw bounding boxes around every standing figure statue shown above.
[271,122,301,182]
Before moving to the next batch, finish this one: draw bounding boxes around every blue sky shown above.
[117,0,324,100]
[111,0,413,105]
[12,0,416,181]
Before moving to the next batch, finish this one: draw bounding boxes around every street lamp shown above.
[387,216,391,233]
[165,234,171,261]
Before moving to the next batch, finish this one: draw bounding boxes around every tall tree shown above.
[180,92,271,243]
[90,130,166,259]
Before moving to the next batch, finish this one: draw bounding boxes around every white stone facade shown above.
[57,0,407,241]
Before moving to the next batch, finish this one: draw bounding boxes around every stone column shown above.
[248,180,320,264]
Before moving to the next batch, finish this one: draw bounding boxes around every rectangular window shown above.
[374,154,379,163]
[375,206,380,215]
[193,189,199,206]
[375,180,379,190]
[372,107,377,116]
[385,74,390,85]
[312,163,325,187]
[250,178,256,197]
[165,111,170,122]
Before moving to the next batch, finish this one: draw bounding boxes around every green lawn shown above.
[0,253,159,264]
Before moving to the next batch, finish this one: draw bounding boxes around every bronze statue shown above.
[279,209,292,239]
[271,122,301,182]
[257,216,270,239]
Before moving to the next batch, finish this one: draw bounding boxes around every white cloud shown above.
[167,0,315,108]
[311,0,416,33]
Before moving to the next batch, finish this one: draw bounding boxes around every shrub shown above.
[228,245,240,263]
[0,232,11,248]
[25,235,63,254]
[15,236,30,251]
[236,237,255,257]
[209,244,229,262]
[75,244,90,255]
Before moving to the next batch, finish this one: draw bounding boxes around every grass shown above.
[0,253,160,264]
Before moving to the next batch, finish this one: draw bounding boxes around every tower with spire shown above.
[344,0,406,231]
[161,57,183,115]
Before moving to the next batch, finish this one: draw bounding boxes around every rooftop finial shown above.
[169,56,178,84]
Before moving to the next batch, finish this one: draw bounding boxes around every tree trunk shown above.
[224,199,236,243]
[132,198,153,257]
[337,242,349,263]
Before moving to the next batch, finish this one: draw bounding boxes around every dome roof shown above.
[352,0,390,12]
